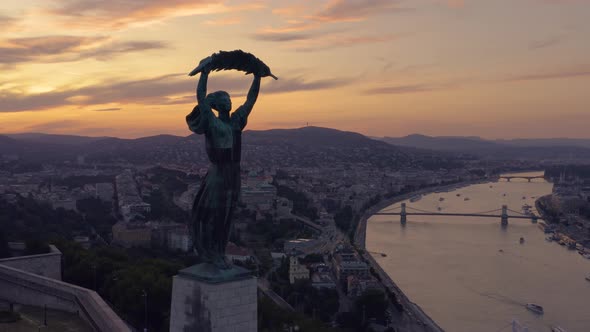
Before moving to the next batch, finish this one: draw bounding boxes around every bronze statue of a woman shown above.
[186,51,275,269]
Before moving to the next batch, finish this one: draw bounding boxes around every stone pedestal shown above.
[169,263,257,332]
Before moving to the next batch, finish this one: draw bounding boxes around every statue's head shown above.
[206,91,231,114]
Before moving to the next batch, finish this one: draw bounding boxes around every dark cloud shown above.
[82,41,168,60]
[25,120,82,132]
[0,35,167,65]
[506,66,590,82]
[252,32,312,42]
[294,34,400,52]
[92,107,122,112]
[529,36,563,50]
[0,73,350,112]
[363,84,436,95]
[262,76,350,94]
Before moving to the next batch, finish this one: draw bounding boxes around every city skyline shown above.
[2,0,590,139]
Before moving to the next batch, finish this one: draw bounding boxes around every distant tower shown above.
[501,205,508,226]
[400,203,407,225]
[559,170,565,184]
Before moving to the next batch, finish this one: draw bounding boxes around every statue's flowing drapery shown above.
[186,104,248,262]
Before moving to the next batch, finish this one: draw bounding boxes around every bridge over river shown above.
[499,175,545,182]
[374,203,540,226]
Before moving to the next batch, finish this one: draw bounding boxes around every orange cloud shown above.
[253,0,407,51]
[202,16,241,26]
[0,72,350,113]
[310,0,407,23]
[293,33,401,52]
[46,0,264,29]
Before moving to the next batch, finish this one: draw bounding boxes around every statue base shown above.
[169,263,257,332]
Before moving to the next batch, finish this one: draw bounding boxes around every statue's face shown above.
[216,94,232,113]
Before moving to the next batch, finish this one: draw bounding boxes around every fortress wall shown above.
[0,245,62,280]
[0,263,130,332]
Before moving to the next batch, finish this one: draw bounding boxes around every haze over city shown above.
[2,0,590,139]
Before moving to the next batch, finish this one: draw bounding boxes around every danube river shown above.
[366,172,590,332]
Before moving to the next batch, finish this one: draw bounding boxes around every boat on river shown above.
[439,197,445,201]
[551,327,567,332]
[511,319,531,332]
[585,275,590,282]
[410,195,422,203]
[464,197,470,201]
[525,303,544,315]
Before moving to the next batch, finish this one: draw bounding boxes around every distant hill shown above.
[5,133,112,145]
[7,128,588,164]
[382,134,500,152]
[379,134,590,160]
[246,126,386,148]
[0,127,461,170]
[496,138,590,149]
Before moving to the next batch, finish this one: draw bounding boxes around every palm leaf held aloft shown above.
[188,50,278,80]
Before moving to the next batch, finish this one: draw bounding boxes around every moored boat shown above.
[551,326,567,332]
[525,303,543,315]
[410,195,422,203]
[511,319,530,332]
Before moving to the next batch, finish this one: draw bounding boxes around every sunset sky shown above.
[1,0,589,139]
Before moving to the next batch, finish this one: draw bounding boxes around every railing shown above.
[0,264,130,332]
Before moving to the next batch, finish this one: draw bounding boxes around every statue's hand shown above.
[199,56,213,70]
[189,56,213,76]
[199,56,213,73]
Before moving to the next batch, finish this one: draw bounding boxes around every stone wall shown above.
[170,274,257,332]
[0,264,130,332]
[0,245,62,280]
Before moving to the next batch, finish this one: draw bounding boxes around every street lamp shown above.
[91,263,97,291]
[141,289,148,332]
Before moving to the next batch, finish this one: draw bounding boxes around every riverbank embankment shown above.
[353,177,494,332]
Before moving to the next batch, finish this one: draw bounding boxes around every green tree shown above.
[354,289,388,323]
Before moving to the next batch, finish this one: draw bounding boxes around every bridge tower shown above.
[400,203,407,225]
[506,178,511,182]
[501,205,508,226]
[528,178,532,182]
[531,214,538,223]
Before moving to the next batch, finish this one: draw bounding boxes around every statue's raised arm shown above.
[240,75,261,118]
[196,56,213,105]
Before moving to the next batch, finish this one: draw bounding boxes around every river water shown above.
[366,172,590,332]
